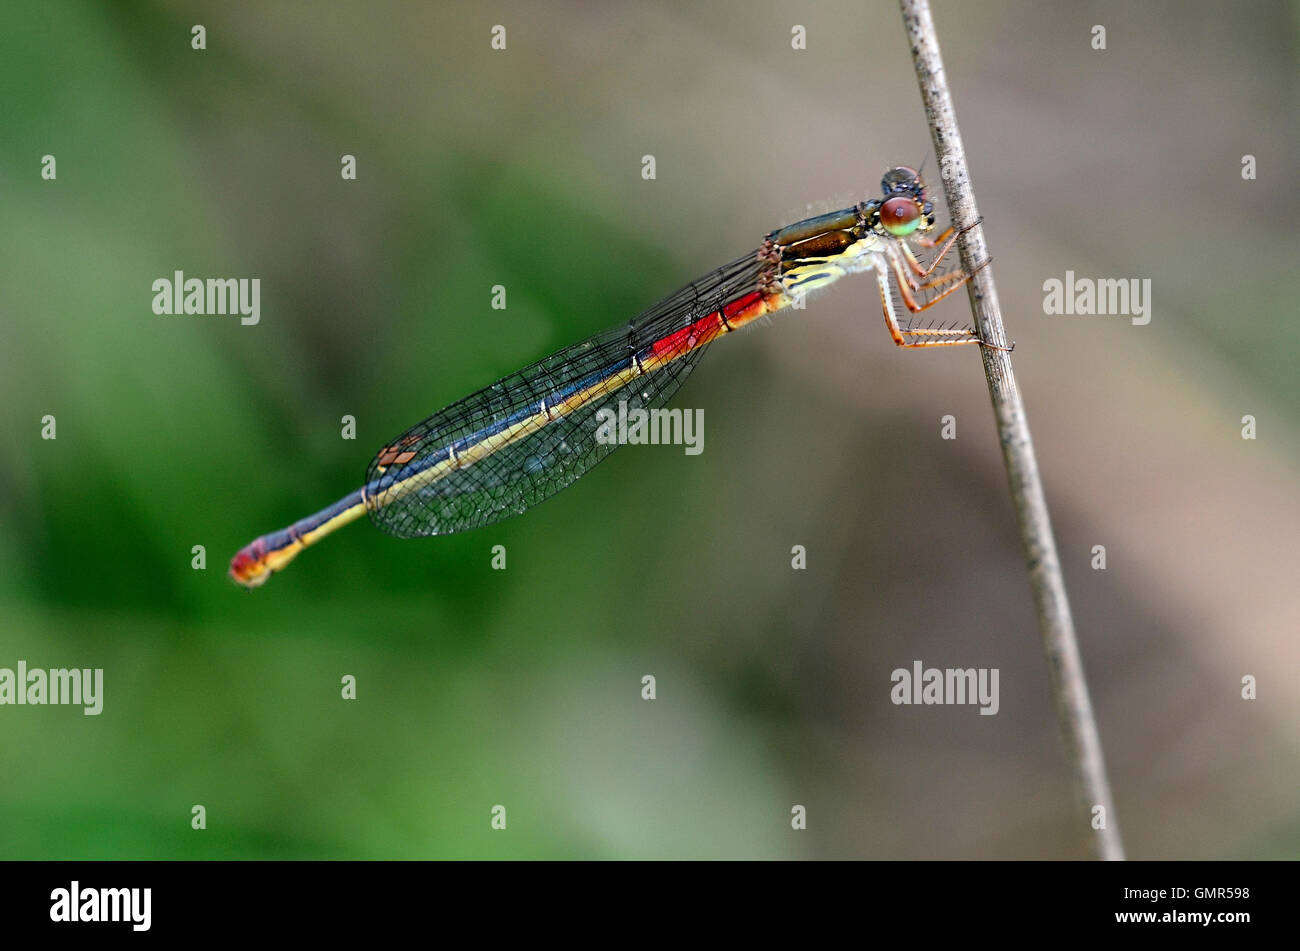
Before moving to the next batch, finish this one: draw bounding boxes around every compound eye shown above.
[882,166,921,195]
[880,196,922,236]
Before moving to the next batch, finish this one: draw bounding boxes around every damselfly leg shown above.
[875,252,1007,350]
[898,217,982,282]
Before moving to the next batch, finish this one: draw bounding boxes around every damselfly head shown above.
[876,166,936,238]
[882,165,926,199]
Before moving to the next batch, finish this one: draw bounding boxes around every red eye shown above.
[880,196,922,236]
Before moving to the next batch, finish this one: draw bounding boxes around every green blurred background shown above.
[1,0,1297,859]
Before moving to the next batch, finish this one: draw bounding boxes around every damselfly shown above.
[229,166,1000,588]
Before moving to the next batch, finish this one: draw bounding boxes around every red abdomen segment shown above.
[646,290,785,366]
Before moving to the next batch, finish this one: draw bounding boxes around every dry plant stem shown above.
[899,0,1125,860]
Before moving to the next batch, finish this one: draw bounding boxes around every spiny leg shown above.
[875,264,984,349]
[887,243,988,315]
[912,266,970,294]
[915,216,981,249]
[914,225,954,250]
[901,216,984,280]
[913,216,981,252]
[877,250,1014,350]
[900,229,956,280]
[897,247,970,293]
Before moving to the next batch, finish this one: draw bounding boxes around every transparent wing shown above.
[365,251,760,537]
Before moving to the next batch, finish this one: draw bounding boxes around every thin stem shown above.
[898,0,1125,860]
